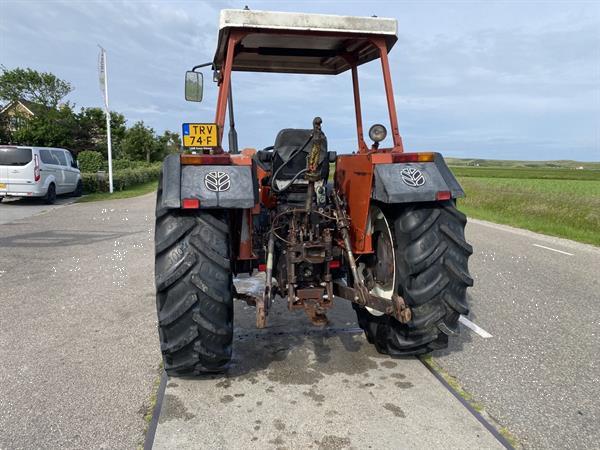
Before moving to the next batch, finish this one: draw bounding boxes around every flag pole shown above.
[99,46,114,193]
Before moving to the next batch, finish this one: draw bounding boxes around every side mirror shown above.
[185,71,203,102]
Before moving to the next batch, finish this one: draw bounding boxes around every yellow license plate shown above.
[0,183,6,190]
[182,123,218,148]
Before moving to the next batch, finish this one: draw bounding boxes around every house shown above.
[0,99,47,132]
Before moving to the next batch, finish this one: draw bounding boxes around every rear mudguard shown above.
[335,152,464,253]
[371,153,464,203]
[157,153,258,210]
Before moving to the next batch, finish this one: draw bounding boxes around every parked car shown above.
[0,146,83,204]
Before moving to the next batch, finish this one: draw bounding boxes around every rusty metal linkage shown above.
[332,192,370,306]
[333,282,411,324]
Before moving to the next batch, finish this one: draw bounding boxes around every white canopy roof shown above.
[214,9,398,75]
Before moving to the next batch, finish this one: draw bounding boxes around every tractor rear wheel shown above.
[154,176,233,376]
[353,201,473,355]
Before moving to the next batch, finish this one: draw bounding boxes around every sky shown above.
[1,0,599,161]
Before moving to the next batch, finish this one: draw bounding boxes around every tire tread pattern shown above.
[155,174,233,376]
[355,201,472,356]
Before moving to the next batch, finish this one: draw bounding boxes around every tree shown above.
[11,103,79,148]
[158,130,181,154]
[0,66,73,108]
[75,107,126,157]
[121,121,161,162]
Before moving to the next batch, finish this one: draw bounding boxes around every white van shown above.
[0,146,82,204]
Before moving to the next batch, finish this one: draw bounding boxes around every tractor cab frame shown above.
[155,9,472,376]
[209,9,403,154]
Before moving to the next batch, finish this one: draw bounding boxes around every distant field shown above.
[451,166,600,181]
[446,158,600,170]
[452,165,600,246]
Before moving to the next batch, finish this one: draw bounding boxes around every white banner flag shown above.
[98,46,108,111]
[97,44,113,193]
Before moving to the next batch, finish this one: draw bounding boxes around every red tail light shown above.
[34,154,40,182]
[392,152,435,163]
[258,264,267,272]
[329,260,341,269]
[436,191,452,201]
[182,198,200,209]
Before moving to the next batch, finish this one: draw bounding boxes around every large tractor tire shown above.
[154,177,233,376]
[353,201,473,356]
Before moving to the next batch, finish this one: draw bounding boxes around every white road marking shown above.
[532,243,574,256]
[459,315,493,339]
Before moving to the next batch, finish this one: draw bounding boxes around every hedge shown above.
[77,151,105,173]
[82,164,161,193]
[78,156,160,174]
[110,159,159,171]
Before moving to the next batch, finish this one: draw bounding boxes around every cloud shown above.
[0,0,598,160]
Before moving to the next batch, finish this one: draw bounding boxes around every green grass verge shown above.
[138,361,164,450]
[77,180,158,203]
[455,174,600,246]
[420,355,520,448]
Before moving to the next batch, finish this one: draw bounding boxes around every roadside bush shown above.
[77,150,105,173]
[82,164,161,193]
[111,159,158,171]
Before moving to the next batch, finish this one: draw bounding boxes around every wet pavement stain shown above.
[316,435,352,449]
[220,395,234,403]
[380,360,397,368]
[159,394,196,423]
[234,393,245,397]
[303,386,326,403]
[273,419,286,431]
[215,379,232,389]
[237,333,378,386]
[383,403,406,418]
[268,435,285,446]
[394,381,414,389]
[390,373,406,379]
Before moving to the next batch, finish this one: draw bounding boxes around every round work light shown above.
[368,124,387,143]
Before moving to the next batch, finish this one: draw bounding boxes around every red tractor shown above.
[155,9,473,376]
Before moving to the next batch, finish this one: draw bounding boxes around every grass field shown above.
[451,166,600,181]
[77,180,158,203]
[452,164,600,246]
[446,158,600,170]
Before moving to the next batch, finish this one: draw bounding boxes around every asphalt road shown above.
[1,192,598,449]
[0,193,160,449]
[433,219,600,449]
[0,195,77,224]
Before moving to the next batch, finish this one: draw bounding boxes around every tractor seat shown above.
[271,128,329,184]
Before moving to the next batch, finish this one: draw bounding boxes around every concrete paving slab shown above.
[152,277,504,450]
